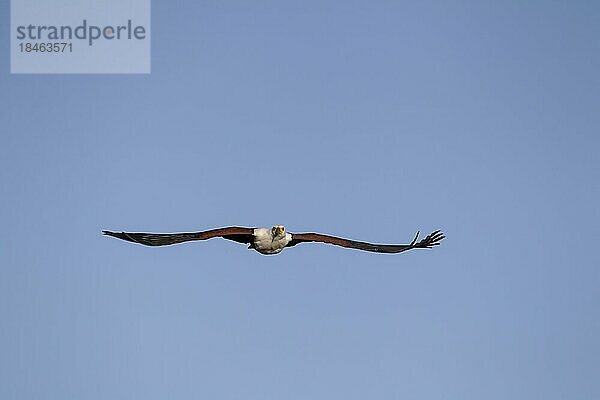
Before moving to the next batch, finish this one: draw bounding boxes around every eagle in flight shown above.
[103,226,444,255]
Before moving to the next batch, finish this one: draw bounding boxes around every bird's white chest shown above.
[252,228,292,255]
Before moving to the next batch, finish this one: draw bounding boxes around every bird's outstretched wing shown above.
[286,230,444,254]
[102,227,254,246]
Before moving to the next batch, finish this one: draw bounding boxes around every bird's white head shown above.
[271,225,285,238]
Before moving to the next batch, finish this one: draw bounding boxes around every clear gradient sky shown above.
[1,1,599,399]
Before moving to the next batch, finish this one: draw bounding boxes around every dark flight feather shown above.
[286,230,444,253]
[102,227,254,247]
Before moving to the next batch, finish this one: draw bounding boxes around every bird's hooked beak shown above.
[272,225,285,239]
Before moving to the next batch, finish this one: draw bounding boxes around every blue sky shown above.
[1,1,599,399]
